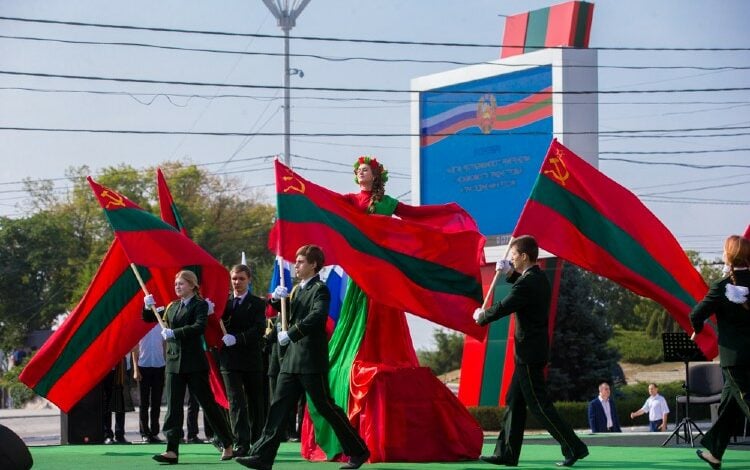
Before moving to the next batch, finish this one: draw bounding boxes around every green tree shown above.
[548,262,620,401]
[582,271,642,330]
[0,213,80,351]
[2,162,276,353]
[417,328,464,376]
[639,250,723,339]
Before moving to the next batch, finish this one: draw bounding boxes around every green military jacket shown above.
[218,293,267,372]
[143,296,208,374]
[270,275,331,374]
[690,270,750,367]
[477,265,551,365]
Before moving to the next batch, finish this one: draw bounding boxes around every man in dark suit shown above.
[588,382,622,433]
[236,245,369,470]
[219,264,268,456]
[473,235,589,467]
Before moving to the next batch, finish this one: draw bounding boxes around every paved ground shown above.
[1,404,717,448]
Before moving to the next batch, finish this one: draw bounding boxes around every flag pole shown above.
[481,238,514,310]
[129,263,167,329]
[278,257,289,332]
[275,157,289,332]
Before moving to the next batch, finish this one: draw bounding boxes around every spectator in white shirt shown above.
[630,383,670,431]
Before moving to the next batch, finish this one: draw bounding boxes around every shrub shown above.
[0,356,36,409]
[467,380,702,431]
[609,328,662,364]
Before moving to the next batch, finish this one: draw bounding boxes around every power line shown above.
[600,158,750,169]
[3,126,750,138]
[3,69,749,95]
[3,33,750,71]
[2,15,750,51]
[601,147,750,155]
[5,86,750,108]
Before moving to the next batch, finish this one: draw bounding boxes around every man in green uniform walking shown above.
[473,235,588,467]
[236,244,369,470]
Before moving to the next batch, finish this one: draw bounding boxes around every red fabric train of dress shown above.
[300,191,483,462]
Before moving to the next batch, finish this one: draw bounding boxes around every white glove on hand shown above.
[222,334,237,347]
[161,328,175,340]
[205,298,215,315]
[473,308,485,322]
[496,259,513,274]
[144,294,156,308]
[278,330,291,346]
[272,286,289,300]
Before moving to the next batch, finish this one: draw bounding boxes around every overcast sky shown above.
[1,1,748,349]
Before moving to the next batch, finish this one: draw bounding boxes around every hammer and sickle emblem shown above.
[100,189,126,209]
[543,149,570,186]
[281,170,305,194]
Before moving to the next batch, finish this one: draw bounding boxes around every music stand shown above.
[661,332,708,447]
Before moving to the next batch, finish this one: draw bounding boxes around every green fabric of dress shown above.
[307,194,398,457]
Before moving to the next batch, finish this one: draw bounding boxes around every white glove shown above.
[272,285,289,300]
[144,294,156,308]
[206,298,215,315]
[222,334,237,347]
[276,322,283,332]
[473,308,485,322]
[496,259,513,274]
[161,328,175,340]
[278,330,291,346]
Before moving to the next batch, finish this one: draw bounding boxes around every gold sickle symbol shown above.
[543,150,570,186]
[282,172,305,194]
[100,189,126,209]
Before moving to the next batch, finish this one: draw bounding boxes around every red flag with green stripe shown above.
[268,159,486,340]
[157,168,229,409]
[514,139,718,358]
[21,178,231,412]
[86,176,229,344]
[20,241,166,412]
[157,168,188,236]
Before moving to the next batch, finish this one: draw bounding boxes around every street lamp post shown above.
[262,0,312,167]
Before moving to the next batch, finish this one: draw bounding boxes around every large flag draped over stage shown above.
[157,168,229,409]
[268,159,486,340]
[514,139,718,359]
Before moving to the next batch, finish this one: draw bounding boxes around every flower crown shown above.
[353,155,388,184]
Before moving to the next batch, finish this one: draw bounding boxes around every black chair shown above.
[674,363,723,426]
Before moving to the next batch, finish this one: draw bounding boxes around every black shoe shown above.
[185,436,203,444]
[144,435,163,444]
[235,455,272,470]
[104,437,114,445]
[479,455,518,466]
[556,450,589,467]
[234,445,250,457]
[114,436,130,444]
[340,449,370,469]
[152,453,178,465]
[697,450,721,470]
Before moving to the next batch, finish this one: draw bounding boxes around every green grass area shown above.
[26,440,750,469]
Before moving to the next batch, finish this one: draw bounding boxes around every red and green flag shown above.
[156,168,229,409]
[514,139,718,358]
[20,240,160,412]
[21,177,232,412]
[268,159,486,340]
[157,168,188,236]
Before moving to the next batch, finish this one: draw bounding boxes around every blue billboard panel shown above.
[419,65,553,244]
